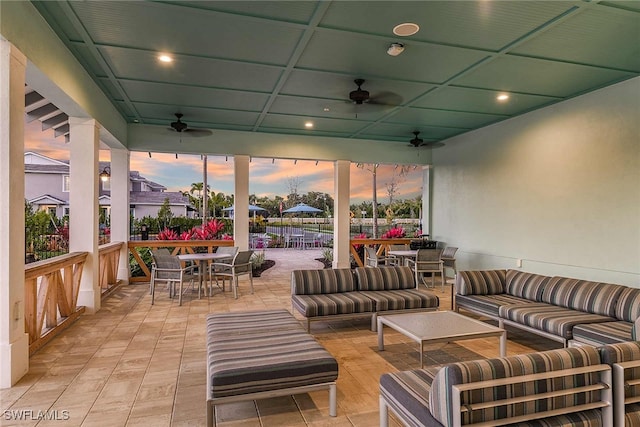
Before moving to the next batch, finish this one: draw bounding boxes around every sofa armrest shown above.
[449,364,612,426]
[429,346,607,426]
[455,270,506,296]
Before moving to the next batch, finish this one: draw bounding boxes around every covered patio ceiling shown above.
[21,1,640,157]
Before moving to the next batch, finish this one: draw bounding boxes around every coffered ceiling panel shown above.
[296,31,489,83]
[454,56,636,97]
[31,0,640,146]
[320,1,574,50]
[120,81,270,112]
[387,108,506,130]
[510,8,640,71]
[134,104,260,128]
[413,87,559,115]
[98,46,282,92]
[71,1,302,65]
[261,114,369,134]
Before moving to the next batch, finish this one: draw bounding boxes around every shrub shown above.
[251,251,265,269]
[321,247,333,263]
[381,227,406,239]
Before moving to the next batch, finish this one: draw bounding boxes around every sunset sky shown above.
[25,120,423,204]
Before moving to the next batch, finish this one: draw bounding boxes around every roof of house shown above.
[129,191,191,206]
[24,153,167,191]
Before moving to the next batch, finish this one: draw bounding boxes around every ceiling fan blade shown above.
[183,128,213,136]
[369,91,403,107]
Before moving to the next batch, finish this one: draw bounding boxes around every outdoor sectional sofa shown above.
[454,269,640,347]
[291,266,439,332]
[380,341,640,427]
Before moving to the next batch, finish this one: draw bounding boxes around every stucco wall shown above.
[431,77,640,286]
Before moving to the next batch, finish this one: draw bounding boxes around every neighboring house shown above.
[24,152,195,220]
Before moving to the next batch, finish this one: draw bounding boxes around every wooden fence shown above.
[24,252,88,355]
[127,240,235,283]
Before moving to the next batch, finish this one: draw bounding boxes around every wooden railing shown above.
[128,240,235,283]
[98,242,124,294]
[349,238,412,267]
[24,252,88,355]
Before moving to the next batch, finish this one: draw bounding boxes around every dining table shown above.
[387,249,418,267]
[177,252,234,296]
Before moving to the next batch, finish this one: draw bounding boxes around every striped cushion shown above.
[429,347,602,427]
[635,317,640,341]
[506,410,604,426]
[291,268,355,295]
[206,311,338,399]
[455,294,533,318]
[206,309,301,335]
[542,277,624,317]
[379,368,442,427]
[625,403,640,427]
[599,341,640,413]
[615,287,640,322]
[360,289,439,311]
[456,270,506,296]
[598,341,640,365]
[355,266,415,291]
[291,292,374,317]
[572,321,633,346]
[505,270,550,301]
[499,303,616,339]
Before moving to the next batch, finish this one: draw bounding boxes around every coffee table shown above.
[377,311,506,367]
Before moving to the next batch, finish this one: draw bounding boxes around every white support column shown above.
[110,148,130,283]
[69,117,101,313]
[0,39,29,388]
[333,160,351,268]
[421,165,432,236]
[234,155,250,251]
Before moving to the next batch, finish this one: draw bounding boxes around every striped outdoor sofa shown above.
[379,346,613,427]
[291,266,439,332]
[454,269,640,347]
[599,341,640,427]
[205,310,338,427]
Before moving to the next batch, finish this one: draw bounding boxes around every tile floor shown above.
[1,249,553,426]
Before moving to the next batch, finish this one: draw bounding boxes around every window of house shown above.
[63,207,70,216]
[63,175,70,192]
[102,180,110,191]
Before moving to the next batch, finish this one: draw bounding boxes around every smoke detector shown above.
[387,43,405,57]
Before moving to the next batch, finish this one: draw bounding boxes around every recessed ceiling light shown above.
[158,54,173,63]
[304,122,314,128]
[393,22,420,37]
[497,93,510,102]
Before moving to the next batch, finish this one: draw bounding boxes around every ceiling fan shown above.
[168,113,212,137]
[408,131,445,148]
[348,78,402,107]
[328,79,402,117]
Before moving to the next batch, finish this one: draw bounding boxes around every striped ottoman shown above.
[206,309,338,426]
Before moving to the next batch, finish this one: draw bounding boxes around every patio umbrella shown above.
[282,203,322,214]
[222,204,267,213]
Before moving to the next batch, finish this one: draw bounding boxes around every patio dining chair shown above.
[441,246,458,281]
[364,246,396,267]
[150,250,198,306]
[406,248,444,291]
[210,250,254,299]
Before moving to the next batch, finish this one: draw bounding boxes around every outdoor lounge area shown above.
[1,3,639,427]
[0,249,566,426]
